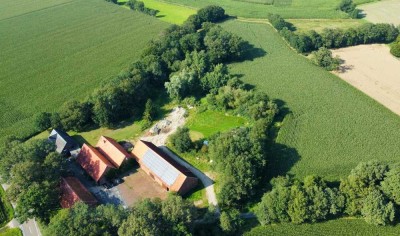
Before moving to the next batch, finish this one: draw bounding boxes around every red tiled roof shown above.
[96,136,131,168]
[77,144,115,182]
[60,177,97,208]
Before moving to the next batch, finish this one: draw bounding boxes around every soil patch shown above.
[360,0,400,25]
[332,44,400,116]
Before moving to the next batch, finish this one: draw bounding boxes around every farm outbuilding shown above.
[48,129,78,156]
[76,144,115,184]
[96,136,131,168]
[60,177,98,208]
[131,140,198,195]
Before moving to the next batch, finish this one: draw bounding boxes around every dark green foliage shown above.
[361,189,395,226]
[165,69,197,101]
[34,112,52,131]
[338,0,356,14]
[142,99,155,130]
[204,25,246,63]
[59,100,92,131]
[169,127,193,153]
[340,160,388,216]
[126,0,157,17]
[255,176,344,225]
[220,209,243,234]
[200,64,230,94]
[311,47,340,71]
[50,112,62,129]
[381,165,400,205]
[105,0,117,3]
[271,14,399,53]
[0,186,13,228]
[207,84,278,121]
[118,195,196,236]
[197,5,227,23]
[0,139,63,223]
[44,203,128,236]
[391,42,400,57]
[209,126,267,206]
[267,14,291,31]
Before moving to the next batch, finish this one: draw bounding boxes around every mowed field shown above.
[287,19,365,33]
[360,0,400,25]
[0,0,168,142]
[332,44,400,117]
[161,0,377,19]
[245,219,400,236]
[223,20,400,180]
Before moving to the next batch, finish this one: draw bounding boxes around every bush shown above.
[169,127,193,153]
[339,0,356,13]
[311,47,340,71]
[197,5,227,23]
[390,43,400,57]
[361,190,395,226]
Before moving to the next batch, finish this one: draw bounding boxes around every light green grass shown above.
[287,19,366,33]
[0,0,168,143]
[0,228,22,236]
[186,110,248,138]
[222,20,400,181]
[160,0,355,19]
[245,218,400,236]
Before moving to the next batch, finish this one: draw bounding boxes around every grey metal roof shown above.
[142,149,180,186]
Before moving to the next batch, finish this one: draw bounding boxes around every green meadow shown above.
[0,0,168,143]
[223,20,400,180]
[159,0,378,19]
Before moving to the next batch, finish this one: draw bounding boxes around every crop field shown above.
[245,219,400,236]
[360,0,400,25]
[223,20,400,180]
[161,0,378,19]
[0,0,168,143]
[287,19,365,33]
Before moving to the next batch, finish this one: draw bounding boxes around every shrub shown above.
[311,47,340,71]
[361,189,395,226]
[169,127,193,153]
[390,43,400,57]
[34,112,52,131]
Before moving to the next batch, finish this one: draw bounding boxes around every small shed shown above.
[48,129,78,156]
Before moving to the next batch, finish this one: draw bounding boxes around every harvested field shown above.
[360,0,400,25]
[118,168,167,206]
[332,44,400,116]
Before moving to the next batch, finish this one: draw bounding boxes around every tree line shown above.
[255,160,400,226]
[268,14,399,53]
[34,5,234,132]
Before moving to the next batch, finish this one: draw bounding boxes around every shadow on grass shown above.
[71,134,89,146]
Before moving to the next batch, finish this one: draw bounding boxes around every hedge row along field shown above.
[0,0,168,143]
[223,20,400,180]
[159,0,378,19]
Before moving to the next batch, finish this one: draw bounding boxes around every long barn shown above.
[131,140,198,195]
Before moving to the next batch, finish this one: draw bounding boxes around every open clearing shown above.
[332,44,400,116]
[223,20,400,180]
[118,168,167,206]
[0,0,168,143]
[287,19,365,33]
[360,0,400,25]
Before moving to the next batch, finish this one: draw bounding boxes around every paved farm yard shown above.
[360,0,400,25]
[118,168,167,206]
[332,44,400,116]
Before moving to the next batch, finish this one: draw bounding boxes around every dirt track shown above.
[332,44,400,116]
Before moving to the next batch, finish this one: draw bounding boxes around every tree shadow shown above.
[336,59,354,73]
[156,14,166,19]
[71,134,89,146]
[238,41,267,62]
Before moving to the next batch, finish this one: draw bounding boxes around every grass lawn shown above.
[186,109,248,139]
[0,0,168,144]
[160,0,361,19]
[287,19,366,33]
[245,218,400,235]
[0,228,22,236]
[119,0,196,25]
[222,20,400,180]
